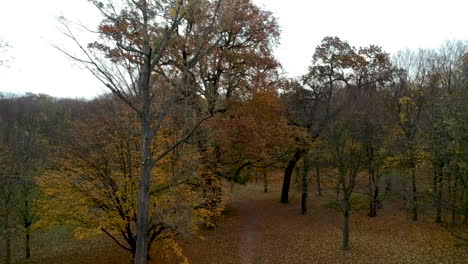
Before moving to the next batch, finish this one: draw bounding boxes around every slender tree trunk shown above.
[411,166,418,221]
[435,163,444,223]
[316,165,322,196]
[342,196,350,250]
[263,171,268,193]
[280,149,304,204]
[402,172,407,203]
[301,155,310,215]
[25,225,31,259]
[385,176,392,193]
[4,209,11,264]
[451,173,457,225]
[301,178,308,214]
[6,234,11,264]
[336,181,340,201]
[368,172,375,217]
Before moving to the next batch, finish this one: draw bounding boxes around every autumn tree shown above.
[0,147,19,264]
[38,97,206,261]
[208,86,296,182]
[280,37,394,214]
[59,1,279,261]
[324,114,367,250]
[0,94,54,261]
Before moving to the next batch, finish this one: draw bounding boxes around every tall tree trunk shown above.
[263,171,268,193]
[301,154,310,215]
[280,149,304,204]
[342,196,350,250]
[411,166,418,221]
[435,163,444,223]
[25,225,31,259]
[316,164,322,196]
[134,116,153,264]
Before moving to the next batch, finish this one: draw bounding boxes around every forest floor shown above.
[11,182,468,264]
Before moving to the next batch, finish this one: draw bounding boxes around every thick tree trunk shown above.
[316,165,322,196]
[368,170,378,217]
[280,149,304,204]
[342,196,350,250]
[435,163,444,223]
[263,171,268,193]
[411,167,418,221]
[301,155,310,215]
[25,225,31,259]
[134,117,153,264]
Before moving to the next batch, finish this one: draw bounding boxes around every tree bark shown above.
[134,113,153,264]
[342,196,350,250]
[301,154,311,215]
[280,149,304,204]
[435,163,444,223]
[451,173,457,225]
[25,225,31,259]
[411,166,418,221]
[6,233,11,264]
[4,209,11,264]
[316,164,322,196]
[368,170,378,217]
[336,181,340,201]
[263,171,268,193]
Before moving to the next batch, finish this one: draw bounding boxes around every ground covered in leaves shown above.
[12,182,468,264]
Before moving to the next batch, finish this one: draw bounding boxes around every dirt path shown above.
[181,184,467,264]
[237,200,261,264]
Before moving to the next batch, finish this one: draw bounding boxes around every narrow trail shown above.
[237,200,261,264]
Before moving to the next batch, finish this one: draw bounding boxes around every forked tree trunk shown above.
[280,149,304,204]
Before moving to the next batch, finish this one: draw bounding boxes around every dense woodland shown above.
[1,0,467,264]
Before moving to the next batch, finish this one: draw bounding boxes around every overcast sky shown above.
[1,0,467,99]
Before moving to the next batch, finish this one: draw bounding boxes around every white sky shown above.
[1,0,467,99]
